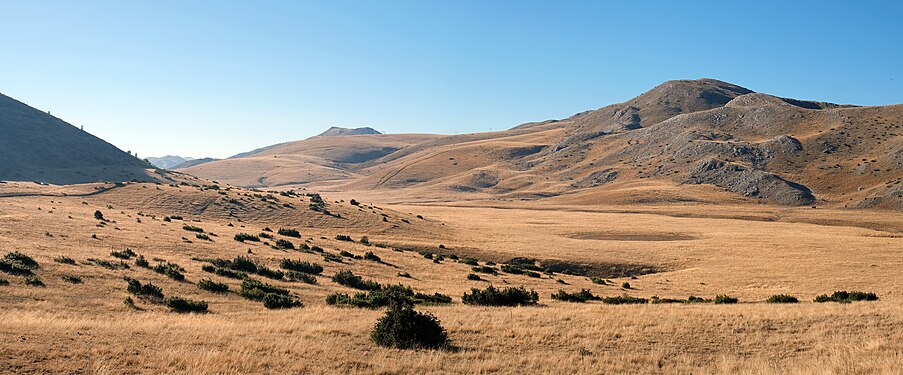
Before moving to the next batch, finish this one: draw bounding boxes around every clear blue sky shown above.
[1,1,901,158]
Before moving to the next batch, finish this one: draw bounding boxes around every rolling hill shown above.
[180,79,903,210]
[0,92,155,184]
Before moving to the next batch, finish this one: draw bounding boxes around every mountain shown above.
[0,92,155,184]
[318,126,382,136]
[179,79,903,210]
[147,155,194,169]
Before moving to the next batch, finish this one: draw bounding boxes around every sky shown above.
[1,1,901,159]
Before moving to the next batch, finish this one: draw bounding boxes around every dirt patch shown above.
[564,231,697,241]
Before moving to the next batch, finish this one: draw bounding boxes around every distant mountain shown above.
[0,92,154,184]
[172,157,217,169]
[147,155,194,169]
[318,126,382,136]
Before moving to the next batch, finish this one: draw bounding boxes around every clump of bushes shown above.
[363,251,381,262]
[126,278,164,302]
[61,274,83,284]
[332,270,381,290]
[202,264,247,279]
[153,262,186,281]
[259,232,273,239]
[471,266,498,275]
[234,233,260,242]
[286,271,317,284]
[335,235,353,242]
[86,258,130,270]
[274,239,294,249]
[766,294,799,304]
[135,255,150,268]
[714,295,739,304]
[814,291,878,303]
[280,259,323,275]
[601,295,648,305]
[466,273,482,281]
[54,256,76,265]
[196,233,212,241]
[24,275,44,287]
[462,285,538,306]
[278,228,301,238]
[110,248,137,259]
[551,289,601,303]
[371,302,448,349]
[327,284,452,309]
[197,278,229,293]
[459,258,479,266]
[0,278,8,286]
[239,279,302,309]
[590,277,607,285]
[256,266,284,280]
[322,253,343,263]
[500,264,541,278]
[621,282,632,289]
[165,296,208,313]
[182,225,204,233]
[0,251,39,275]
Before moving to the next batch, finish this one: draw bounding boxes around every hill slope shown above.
[0,92,154,184]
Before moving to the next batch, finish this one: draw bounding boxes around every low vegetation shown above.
[239,279,302,309]
[332,270,381,290]
[814,291,879,303]
[279,259,323,275]
[165,296,208,313]
[462,285,538,306]
[371,302,448,350]
[278,228,301,238]
[0,251,39,276]
[766,294,799,304]
[234,233,260,242]
[601,295,648,305]
[197,278,229,293]
[550,289,601,303]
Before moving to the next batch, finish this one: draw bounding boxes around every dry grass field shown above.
[1,180,902,374]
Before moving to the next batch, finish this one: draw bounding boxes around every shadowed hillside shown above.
[0,92,155,184]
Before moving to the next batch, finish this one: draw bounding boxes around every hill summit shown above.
[318,126,382,136]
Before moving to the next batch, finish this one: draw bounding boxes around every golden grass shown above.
[1,182,902,373]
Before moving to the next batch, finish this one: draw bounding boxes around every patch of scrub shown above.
[564,231,697,241]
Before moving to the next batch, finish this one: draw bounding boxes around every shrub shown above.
[211,267,247,279]
[259,232,273,239]
[263,293,303,309]
[286,271,317,284]
[602,295,648,305]
[229,256,258,273]
[371,303,448,349]
[766,294,799,304]
[126,278,164,301]
[183,225,204,233]
[414,292,452,305]
[500,264,540,278]
[197,278,229,293]
[0,251,39,275]
[332,270,381,290]
[322,253,343,263]
[257,266,284,280]
[335,235,353,242]
[364,251,381,262]
[54,256,76,265]
[621,282,631,289]
[814,291,879,303]
[110,248,137,259]
[339,250,357,258]
[280,259,323,275]
[466,273,482,281]
[165,296,208,313]
[397,272,412,278]
[714,295,739,304]
[196,233,212,241]
[274,239,294,249]
[153,262,186,281]
[551,289,601,303]
[86,258,129,270]
[239,279,290,300]
[134,255,150,268]
[24,275,44,287]
[94,210,105,220]
[687,296,710,303]
[462,285,538,306]
[360,236,370,245]
[0,278,8,286]
[459,258,479,266]
[278,228,301,238]
[590,277,607,285]
[61,274,83,284]
[471,266,498,275]
[234,233,260,242]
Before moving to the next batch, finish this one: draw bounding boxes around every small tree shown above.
[371,300,448,349]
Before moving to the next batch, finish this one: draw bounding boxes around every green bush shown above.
[335,235,353,242]
[621,282,631,289]
[322,253,343,263]
[197,278,229,293]
[54,256,76,265]
[234,233,260,242]
[462,285,538,306]
[714,295,738,304]
[278,228,301,238]
[280,259,323,275]
[459,258,479,266]
[687,296,710,303]
[196,233,212,241]
[814,291,879,303]
[274,239,294,249]
[500,264,540,278]
[24,275,44,287]
[0,251,39,275]
[239,279,290,300]
[286,271,317,284]
[466,273,482,281]
[259,232,273,239]
[182,225,204,233]
[471,266,498,275]
[601,295,648,305]
[86,258,130,270]
[551,289,601,303]
[94,210,105,220]
[766,294,799,304]
[111,248,137,259]
[165,296,208,313]
[364,251,381,262]
[332,270,381,290]
[0,278,8,286]
[228,256,259,273]
[61,274,83,284]
[397,272,412,278]
[371,303,448,349]
[153,262,186,281]
[263,293,303,309]
[257,266,284,280]
[135,255,150,268]
[126,278,164,301]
